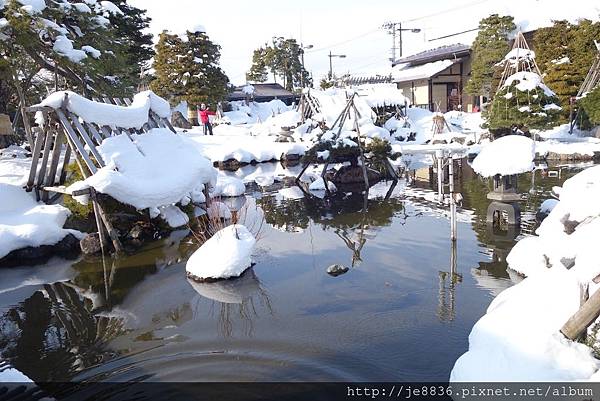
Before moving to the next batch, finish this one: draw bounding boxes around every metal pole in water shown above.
[449,155,457,241]
[436,149,444,203]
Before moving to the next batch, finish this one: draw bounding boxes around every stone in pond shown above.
[327,264,349,277]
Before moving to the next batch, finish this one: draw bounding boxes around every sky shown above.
[129,0,600,86]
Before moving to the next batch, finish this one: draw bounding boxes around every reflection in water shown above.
[438,241,462,322]
[188,269,273,338]
[0,161,595,385]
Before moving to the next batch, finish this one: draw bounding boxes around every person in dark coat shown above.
[198,103,216,135]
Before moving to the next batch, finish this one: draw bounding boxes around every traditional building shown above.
[228,83,299,105]
[391,44,472,113]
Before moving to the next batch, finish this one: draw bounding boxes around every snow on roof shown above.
[471,135,535,177]
[392,59,457,83]
[503,71,556,97]
[395,44,470,66]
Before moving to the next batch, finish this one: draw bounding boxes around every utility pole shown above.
[328,51,346,80]
[382,22,422,65]
[301,44,313,88]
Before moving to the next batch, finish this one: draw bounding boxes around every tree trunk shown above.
[187,104,198,126]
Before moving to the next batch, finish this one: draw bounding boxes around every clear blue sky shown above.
[129,0,599,85]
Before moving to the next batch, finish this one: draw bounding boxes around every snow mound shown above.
[503,71,556,97]
[0,183,81,259]
[71,128,216,211]
[37,90,171,129]
[186,224,256,280]
[309,177,337,192]
[452,166,600,381]
[354,83,410,108]
[212,175,246,197]
[471,135,535,177]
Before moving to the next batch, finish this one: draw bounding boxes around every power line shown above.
[401,0,491,23]
[428,27,479,42]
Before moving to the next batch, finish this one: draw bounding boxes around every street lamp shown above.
[300,44,313,88]
[328,51,346,80]
[382,22,422,63]
[398,24,421,59]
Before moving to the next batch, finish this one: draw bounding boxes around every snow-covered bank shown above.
[0,183,81,260]
[451,165,600,381]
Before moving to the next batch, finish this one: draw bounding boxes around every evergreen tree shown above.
[579,86,600,126]
[487,72,562,133]
[150,28,229,122]
[246,47,269,82]
[0,0,154,115]
[465,14,516,100]
[247,37,309,90]
[534,19,600,122]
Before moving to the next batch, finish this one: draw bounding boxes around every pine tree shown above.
[246,47,269,82]
[247,37,309,90]
[150,28,229,123]
[487,73,562,133]
[465,14,516,100]
[534,19,600,122]
[579,86,600,125]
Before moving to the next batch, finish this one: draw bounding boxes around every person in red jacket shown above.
[198,103,216,135]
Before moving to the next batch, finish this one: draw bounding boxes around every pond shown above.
[0,160,593,388]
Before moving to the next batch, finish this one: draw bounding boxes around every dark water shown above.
[0,161,593,384]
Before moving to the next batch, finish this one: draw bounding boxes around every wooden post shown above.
[561,284,600,341]
[436,150,444,203]
[449,155,457,241]
[90,187,123,254]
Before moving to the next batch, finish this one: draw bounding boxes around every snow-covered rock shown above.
[308,177,337,192]
[186,224,256,280]
[471,135,535,177]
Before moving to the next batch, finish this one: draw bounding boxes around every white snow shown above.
[471,135,535,177]
[159,205,189,228]
[37,90,171,129]
[503,71,556,97]
[539,198,559,215]
[0,184,81,259]
[452,165,600,382]
[392,59,455,82]
[0,367,32,382]
[53,36,87,63]
[503,47,536,63]
[186,224,256,280]
[207,201,232,220]
[99,0,123,15]
[353,83,410,108]
[16,0,45,13]
[70,128,216,211]
[82,45,101,58]
[277,186,305,200]
[212,175,246,197]
[309,177,337,192]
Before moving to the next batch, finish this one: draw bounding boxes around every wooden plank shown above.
[68,112,106,167]
[100,125,114,138]
[561,285,600,341]
[43,128,65,200]
[43,185,91,196]
[55,109,98,174]
[84,121,104,144]
[61,125,90,179]
[103,97,115,105]
[26,126,46,191]
[58,142,72,185]
[35,127,54,191]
